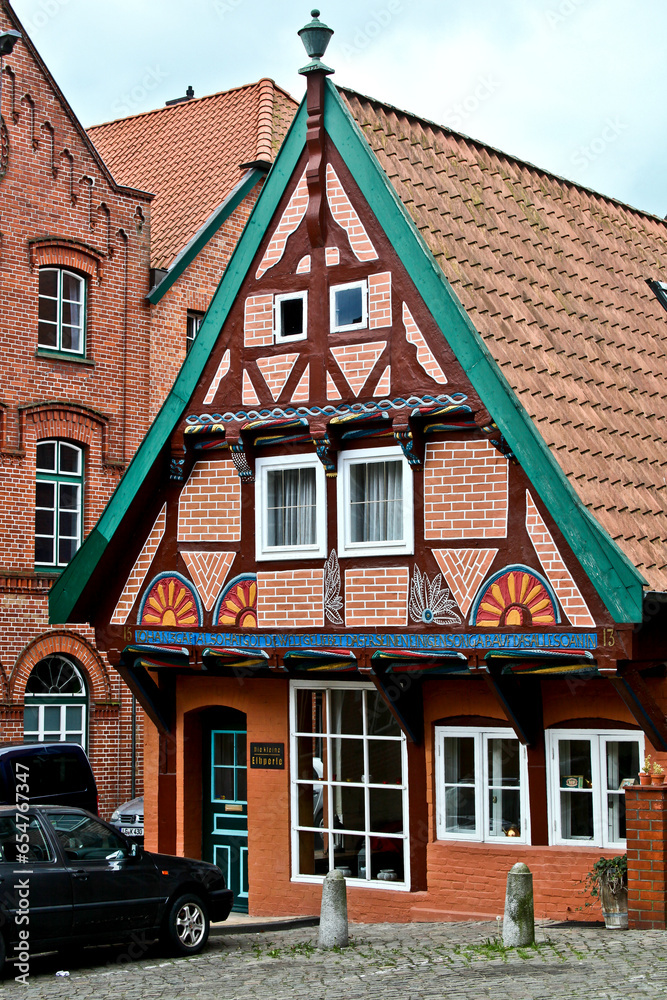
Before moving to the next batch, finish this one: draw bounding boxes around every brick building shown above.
[0,0,296,818]
[53,15,667,926]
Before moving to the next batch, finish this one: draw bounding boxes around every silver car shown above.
[110,795,144,842]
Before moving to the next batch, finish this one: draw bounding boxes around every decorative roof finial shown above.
[298,9,334,76]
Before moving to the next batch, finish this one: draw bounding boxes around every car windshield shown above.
[46,812,129,861]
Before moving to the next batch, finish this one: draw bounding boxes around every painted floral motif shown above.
[409,566,461,626]
[470,566,559,628]
[139,573,202,627]
[215,574,258,628]
[324,550,343,625]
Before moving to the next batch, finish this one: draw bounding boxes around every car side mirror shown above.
[129,843,143,860]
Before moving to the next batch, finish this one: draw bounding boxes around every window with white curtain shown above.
[434,726,530,843]
[337,447,413,557]
[255,453,326,560]
[546,729,642,848]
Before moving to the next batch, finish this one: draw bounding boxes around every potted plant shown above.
[652,761,665,785]
[583,855,628,929]
[639,755,652,785]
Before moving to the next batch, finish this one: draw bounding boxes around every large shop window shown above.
[255,453,326,560]
[38,268,86,355]
[23,655,87,749]
[546,729,643,848]
[291,682,410,889]
[337,446,413,558]
[35,439,83,568]
[435,727,530,843]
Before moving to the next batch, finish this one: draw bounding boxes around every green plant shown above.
[582,854,627,901]
[642,754,652,774]
[653,761,664,776]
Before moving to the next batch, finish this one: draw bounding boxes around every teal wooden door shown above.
[203,723,248,912]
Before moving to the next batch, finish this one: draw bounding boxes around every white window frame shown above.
[329,279,368,333]
[337,446,413,558]
[255,452,326,561]
[38,267,86,356]
[289,679,411,891]
[35,439,84,569]
[546,728,644,849]
[274,291,308,343]
[435,726,531,844]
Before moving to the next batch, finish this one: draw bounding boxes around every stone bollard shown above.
[502,862,535,947]
[318,869,349,948]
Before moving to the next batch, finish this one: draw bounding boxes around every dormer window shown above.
[275,291,307,343]
[648,279,667,313]
[330,280,368,332]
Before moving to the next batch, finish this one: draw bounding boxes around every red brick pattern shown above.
[244,293,274,347]
[290,364,310,403]
[243,369,261,406]
[257,570,324,628]
[403,303,447,384]
[296,255,311,274]
[181,551,236,612]
[326,371,342,400]
[369,272,392,329]
[325,247,340,266]
[326,164,378,262]
[626,787,667,929]
[344,567,409,627]
[330,342,387,397]
[373,365,391,397]
[203,349,231,406]
[177,460,241,542]
[111,505,167,624]
[256,169,309,279]
[432,547,498,617]
[424,441,509,539]
[256,353,300,401]
[525,492,595,627]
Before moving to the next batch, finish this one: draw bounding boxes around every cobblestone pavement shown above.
[2,919,667,999]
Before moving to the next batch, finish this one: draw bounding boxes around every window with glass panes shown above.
[35,440,83,568]
[186,311,203,352]
[255,453,326,560]
[23,655,87,749]
[330,281,367,332]
[38,268,85,354]
[546,729,642,848]
[337,447,413,558]
[290,682,409,887]
[211,731,247,803]
[435,727,530,843]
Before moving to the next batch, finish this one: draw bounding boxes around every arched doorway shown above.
[23,655,88,748]
[202,707,248,912]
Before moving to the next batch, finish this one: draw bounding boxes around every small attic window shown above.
[647,279,667,313]
[330,280,368,333]
[275,291,307,343]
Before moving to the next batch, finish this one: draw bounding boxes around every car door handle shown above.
[72,870,88,881]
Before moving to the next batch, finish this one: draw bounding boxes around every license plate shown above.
[121,826,143,836]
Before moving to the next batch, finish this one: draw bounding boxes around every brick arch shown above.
[11,631,112,704]
[19,402,110,463]
[29,240,103,283]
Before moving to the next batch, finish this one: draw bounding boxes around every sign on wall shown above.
[250,743,285,769]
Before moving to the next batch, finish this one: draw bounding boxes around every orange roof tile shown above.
[342,87,667,591]
[88,80,298,270]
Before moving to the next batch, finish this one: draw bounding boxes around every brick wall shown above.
[330,342,387,397]
[257,569,324,628]
[424,441,509,539]
[369,271,392,329]
[326,164,378,262]
[244,293,274,347]
[177,460,241,542]
[402,303,447,384]
[344,567,409,627]
[256,169,308,279]
[255,353,300,402]
[626,786,667,929]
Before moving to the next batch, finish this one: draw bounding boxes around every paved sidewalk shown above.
[2,918,667,998]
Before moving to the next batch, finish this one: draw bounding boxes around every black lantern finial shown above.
[298,9,334,76]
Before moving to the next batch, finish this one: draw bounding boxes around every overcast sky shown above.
[9,0,666,218]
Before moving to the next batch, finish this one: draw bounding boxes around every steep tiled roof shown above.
[88,80,298,270]
[342,88,667,591]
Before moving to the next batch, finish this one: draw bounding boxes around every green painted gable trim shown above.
[49,99,310,626]
[324,79,644,622]
[147,169,265,305]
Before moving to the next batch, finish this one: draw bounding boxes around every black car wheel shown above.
[161,894,209,955]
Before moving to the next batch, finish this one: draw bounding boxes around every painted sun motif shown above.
[215,574,258,629]
[471,567,558,628]
[140,574,201,627]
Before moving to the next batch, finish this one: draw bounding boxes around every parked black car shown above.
[0,805,233,973]
[0,743,98,813]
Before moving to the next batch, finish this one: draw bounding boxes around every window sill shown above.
[35,349,94,366]
[34,567,64,576]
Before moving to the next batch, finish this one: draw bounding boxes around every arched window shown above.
[23,655,88,748]
[35,439,83,568]
[38,267,86,355]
